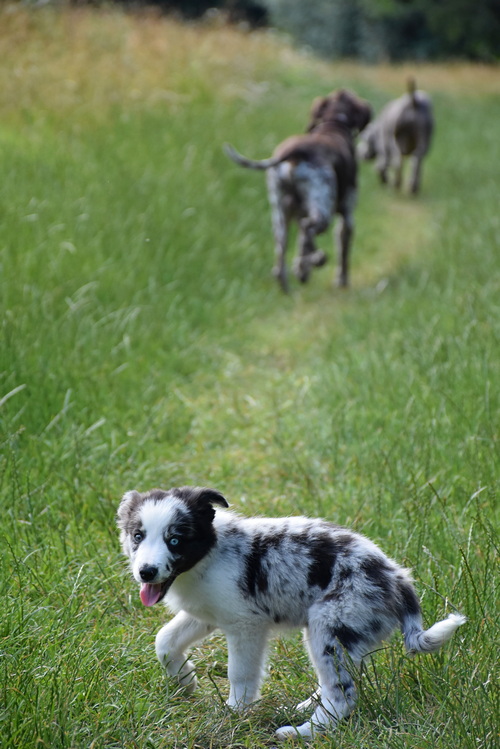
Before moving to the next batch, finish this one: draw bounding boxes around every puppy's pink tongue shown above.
[140,583,163,607]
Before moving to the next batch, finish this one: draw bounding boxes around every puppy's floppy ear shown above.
[117,489,142,527]
[183,486,229,509]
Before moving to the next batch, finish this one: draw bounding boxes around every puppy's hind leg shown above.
[155,611,215,694]
[276,621,359,740]
[295,689,321,712]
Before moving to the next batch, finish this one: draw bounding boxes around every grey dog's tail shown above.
[224,143,283,171]
[403,612,466,654]
[407,76,418,107]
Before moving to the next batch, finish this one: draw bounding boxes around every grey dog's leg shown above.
[409,154,423,194]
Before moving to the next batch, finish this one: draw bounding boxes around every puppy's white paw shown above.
[179,674,198,695]
[275,722,315,741]
[276,725,298,741]
[225,699,249,714]
[170,660,198,695]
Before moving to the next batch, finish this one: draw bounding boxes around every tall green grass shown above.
[0,6,498,748]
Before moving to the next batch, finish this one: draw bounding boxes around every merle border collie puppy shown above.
[117,486,465,740]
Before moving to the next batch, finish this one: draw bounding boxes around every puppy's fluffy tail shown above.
[404,613,467,654]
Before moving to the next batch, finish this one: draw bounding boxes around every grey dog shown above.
[358,78,434,194]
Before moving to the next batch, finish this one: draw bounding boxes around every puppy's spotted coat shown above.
[117,486,465,740]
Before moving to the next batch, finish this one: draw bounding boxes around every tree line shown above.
[118,0,499,61]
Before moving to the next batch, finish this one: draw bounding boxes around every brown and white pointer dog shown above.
[225,89,372,292]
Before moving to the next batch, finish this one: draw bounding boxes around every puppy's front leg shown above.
[155,611,215,694]
[225,627,269,710]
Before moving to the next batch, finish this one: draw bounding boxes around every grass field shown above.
[0,6,498,748]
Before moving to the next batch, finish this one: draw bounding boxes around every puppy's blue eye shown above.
[133,531,143,543]
[169,537,179,547]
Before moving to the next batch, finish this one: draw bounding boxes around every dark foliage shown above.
[263,0,500,61]
[116,0,268,26]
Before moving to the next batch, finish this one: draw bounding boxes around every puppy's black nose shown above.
[139,565,158,582]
